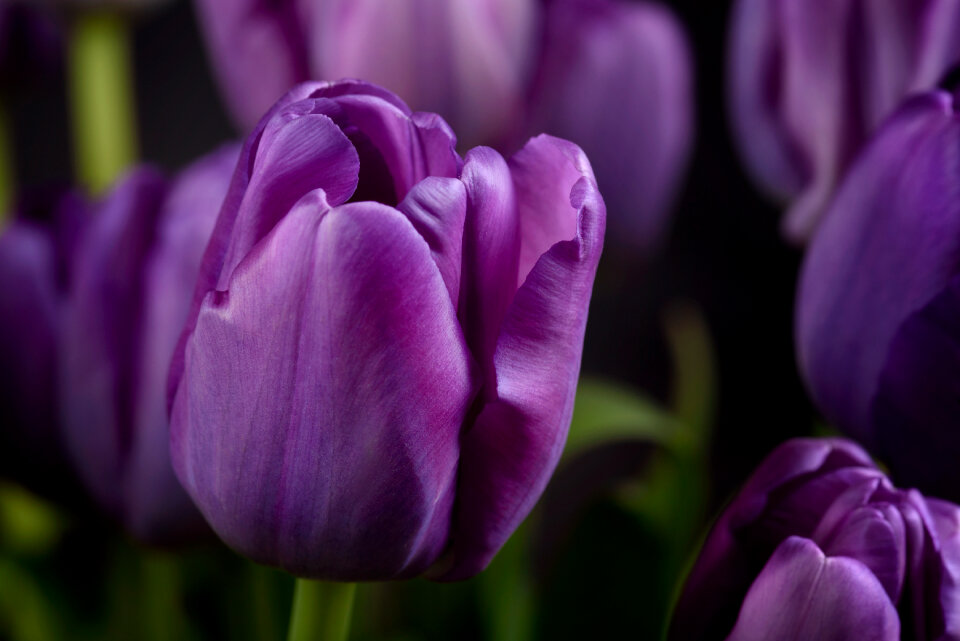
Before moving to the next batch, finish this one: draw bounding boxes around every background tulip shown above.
[728,0,960,241]
[192,0,687,250]
[669,437,960,641]
[168,80,605,581]
[796,91,960,502]
[60,143,237,543]
[0,190,85,502]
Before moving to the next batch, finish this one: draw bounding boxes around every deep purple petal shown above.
[434,139,604,580]
[871,275,960,502]
[61,169,166,518]
[532,0,692,249]
[171,194,478,579]
[726,536,899,641]
[668,438,874,641]
[924,497,960,638]
[797,91,960,449]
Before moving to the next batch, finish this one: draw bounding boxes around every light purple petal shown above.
[457,146,520,395]
[434,137,604,580]
[532,0,692,249]
[726,536,899,641]
[193,0,309,130]
[170,193,478,579]
[797,91,960,449]
[302,0,536,148]
[397,177,467,306]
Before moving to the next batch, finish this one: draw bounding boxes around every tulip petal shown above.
[668,438,874,641]
[397,176,467,305]
[194,0,309,129]
[797,91,960,449]
[171,193,478,579]
[61,169,167,518]
[434,138,604,580]
[726,536,899,641]
[458,146,520,395]
[924,497,960,638]
[533,0,692,248]
[124,144,238,543]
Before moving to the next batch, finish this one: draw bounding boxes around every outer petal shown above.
[797,92,960,449]
[532,0,692,250]
[725,536,899,641]
[61,169,165,518]
[125,145,238,543]
[924,497,960,639]
[668,438,874,641]
[170,194,477,579]
[871,276,960,502]
[303,0,536,148]
[434,136,604,580]
[193,0,309,130]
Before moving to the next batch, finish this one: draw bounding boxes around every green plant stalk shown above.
[68,9,138,195]
[0,99,13,220]
[286,580,356,641]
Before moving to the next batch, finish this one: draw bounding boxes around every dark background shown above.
[5,0,817,638]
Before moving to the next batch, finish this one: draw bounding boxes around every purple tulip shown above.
[728,0,960,241]
[669,437,960,641]
[61,144,238,543]
[193,0,688,249]
[0,190,85,501]
[796,91,960,501]
[167,80,604,581]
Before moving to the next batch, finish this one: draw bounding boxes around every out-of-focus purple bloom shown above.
[796,91,960,501]
[669,438,960,641]
[193,0,688,250]
[167,80,604,581]
[61,144,238,544]
[0,190,85,502]
[728,0,960,241]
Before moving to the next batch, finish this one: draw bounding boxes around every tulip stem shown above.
[67,9,138,195]
[286,579,356,641]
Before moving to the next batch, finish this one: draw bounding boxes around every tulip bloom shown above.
[796,91,960,501]
[728,0,960,240]
[168,80,604,581]
[669,438,960,641]
[0,191,85,501]
[193,0,688,250]
[60,144,238,543]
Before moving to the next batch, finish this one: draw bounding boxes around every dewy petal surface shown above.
[532,0,692,249]
[797,92,960,450]
[726,536,900,641]
[436,136,604,580]
[171,194,477,579]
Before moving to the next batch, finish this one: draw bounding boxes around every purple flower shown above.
[167,80,604,581]
[728,0,960,241]
[61,144,238,543]
[193,0,688,249]
[796,91,960,501]
[0,190,85,502]
[669,438,960,641]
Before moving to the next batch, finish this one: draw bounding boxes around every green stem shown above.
[286,580,356,641]
[67,9,138,195]
[0,99,13,220]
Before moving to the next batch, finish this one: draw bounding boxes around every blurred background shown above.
[1,0,817,639]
